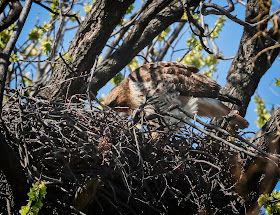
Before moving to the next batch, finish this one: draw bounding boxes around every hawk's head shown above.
[104,79,132,114]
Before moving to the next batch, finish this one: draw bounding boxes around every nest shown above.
[0,89,255,215]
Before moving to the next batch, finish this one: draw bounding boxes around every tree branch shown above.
[0,122,29,210]
[33,0,81,24]
[222,0,280,117]
[156,22,186,61]
[89,0,200,95]
[0,0,22,32]
[0,0,32,209]
[39,0,134,100]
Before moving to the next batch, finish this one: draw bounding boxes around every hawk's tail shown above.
[218,94,242,106]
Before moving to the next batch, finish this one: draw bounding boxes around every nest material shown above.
[1,91,252,215]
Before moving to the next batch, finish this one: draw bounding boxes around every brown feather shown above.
[129,61,221,98]
[104,61,249,129]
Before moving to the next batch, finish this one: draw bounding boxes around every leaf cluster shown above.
[19,181,47,215]
[258,190,280,215]
[28,22,52,55]
[110,72,124,86]
[0,24,15,49]
[254,96,271,128]
[275,78,280,87]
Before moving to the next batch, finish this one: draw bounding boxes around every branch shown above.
[222,1,280,117]
[102,1,149,62]
[0,0,9,13]
[156,22,186,61]
[0,123,29,210]
[0,0,22,32]
[89,0,200,95]
[33,0,81,24]
[0,1,32,210]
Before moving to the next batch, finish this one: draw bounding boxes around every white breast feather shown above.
[128,79,147,106]
[129,78,200,127]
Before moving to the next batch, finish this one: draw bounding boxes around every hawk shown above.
[104,61,249,129]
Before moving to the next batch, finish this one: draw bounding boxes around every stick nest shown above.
[1,90,251,215]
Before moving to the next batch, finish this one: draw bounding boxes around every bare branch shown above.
[156,22,186,61]
[33,0,81,24]
[0,0,22,32]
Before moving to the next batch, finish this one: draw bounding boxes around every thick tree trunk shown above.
[220,0,280,213]
[0,128,29,211]
[222,0,280,117]
[237,109,280,214]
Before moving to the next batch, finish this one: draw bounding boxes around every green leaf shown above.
[181,12,187,20]
[182,50,203,68]
[210,16,226,39]
[61,52,73,63]
[10,53,18,63]
[84,2,92,12]
[275,78,280,87]
[99,94,105,104]
[28,29,41,42]
[110,72,124,86]
[41,37,53,55]
[0,24,15,49]
[128,57,139,71]
[157,27,171,42]
[19,205,30,215]
[20,181,47,215]
[50,0,59,19]
[258,191,280,215]
[254,96,271,128]
[192,13,199,20]
[126,4,134,14]
[42,22,52,32]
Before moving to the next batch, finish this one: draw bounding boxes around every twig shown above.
[33,0,80,24]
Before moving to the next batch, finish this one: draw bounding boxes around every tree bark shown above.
[0,0,32,210]
[0,128,29,211]
[39,0,134,100]
[219,1,280,213]
[236,109,280,214]
[0,0,22,32]
[222,0,280,117]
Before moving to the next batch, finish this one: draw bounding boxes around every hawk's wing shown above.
[129,61,221,99]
